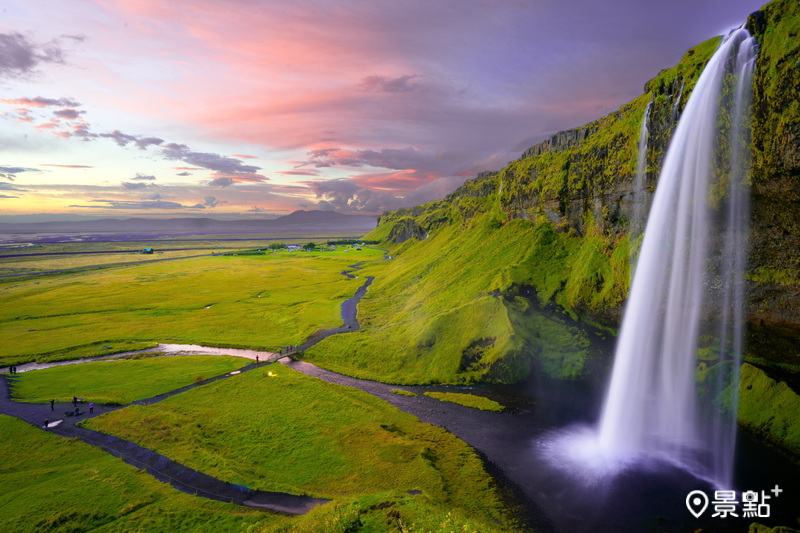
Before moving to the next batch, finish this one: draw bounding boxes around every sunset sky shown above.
[1,0,766,221]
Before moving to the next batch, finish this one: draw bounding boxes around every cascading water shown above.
[597,28,757,487]
[630,99,652,274]
[671,80,685,124]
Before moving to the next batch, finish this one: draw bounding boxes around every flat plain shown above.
[0,235,515,532]
[0,244,383,366]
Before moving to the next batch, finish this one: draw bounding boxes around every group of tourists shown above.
[43,396,95,429]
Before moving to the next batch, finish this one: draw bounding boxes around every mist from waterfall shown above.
[597,28,757,488]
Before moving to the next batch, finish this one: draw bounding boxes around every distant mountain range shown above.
[0,210,377,234]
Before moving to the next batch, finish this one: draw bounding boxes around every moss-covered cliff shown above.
[304,0,800,456]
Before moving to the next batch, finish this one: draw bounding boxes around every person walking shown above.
[50,399,55,411]
[72,396,78,407]
[89,402,94,414]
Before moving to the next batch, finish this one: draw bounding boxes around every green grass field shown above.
[0,415,274,533]
[10,355,250,404]
[82,363,515,530]
[0,247,384,366]
[0,249,219,277]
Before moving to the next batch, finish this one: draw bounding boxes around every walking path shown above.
[0,362,328,515]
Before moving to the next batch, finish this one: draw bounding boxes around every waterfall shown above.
[630,99,652,274]
[597,29,757,487]
[671,80,685,125]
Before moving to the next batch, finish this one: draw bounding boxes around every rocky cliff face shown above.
[381,0,800,336]
[746,3,800,329]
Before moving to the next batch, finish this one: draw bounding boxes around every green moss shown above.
[747,267,800,286]
[423,391,503,412]
[391,389,418,397]
[750,0,800,184]
[748,523,800,533]
[738,363,800,457]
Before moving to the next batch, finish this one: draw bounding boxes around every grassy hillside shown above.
[304,0,800,461]
[307,217,610,384]
[303,35,726,385]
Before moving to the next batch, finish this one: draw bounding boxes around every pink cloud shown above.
[351,169,441,192]
[277,169,321,177]
[34,119,60,131]
[40,164,94,169]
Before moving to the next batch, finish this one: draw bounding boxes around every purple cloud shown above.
[203,196,225,208]
[53,108,84,119]
[135,137,164,150]
[359,74,420,93]
[99,130,138,147]
[162,143,262,175]
[0,33,65,78]
[121,181,151,190]
[0,166,41,181]
[303,146,449,172]
[208,176,234,187]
